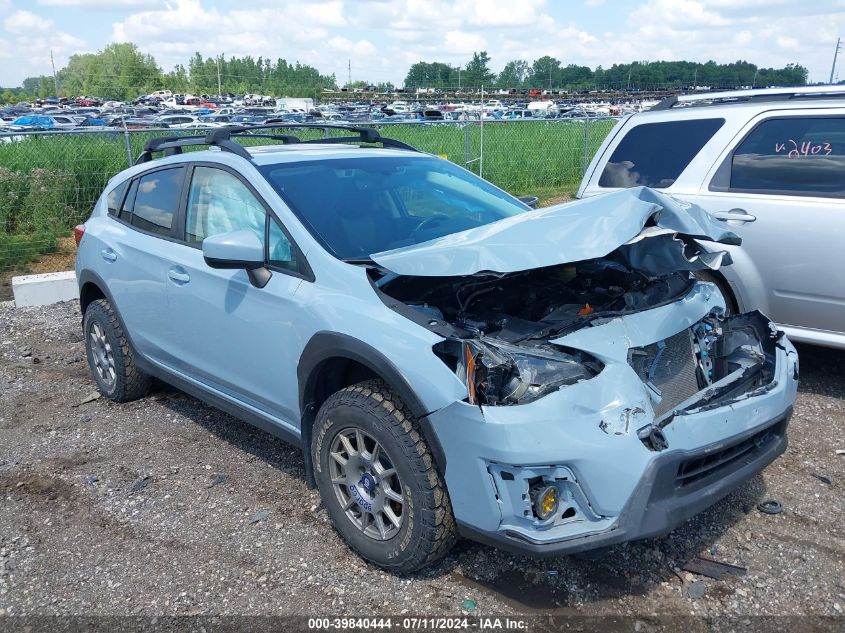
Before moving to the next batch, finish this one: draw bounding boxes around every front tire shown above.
[312,380,456,573]
[83,298,151,402]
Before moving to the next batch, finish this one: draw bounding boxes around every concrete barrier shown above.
[12,271,78,308]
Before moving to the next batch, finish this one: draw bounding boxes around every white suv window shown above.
[715,116,845,199]
[598,118,724,189]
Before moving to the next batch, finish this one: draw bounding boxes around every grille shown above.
[676,419,786,488]
[628,329,701,418]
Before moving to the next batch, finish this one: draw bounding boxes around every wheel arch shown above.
[297,332,447,488]
[77,270,143,355]
[695,268,739,314]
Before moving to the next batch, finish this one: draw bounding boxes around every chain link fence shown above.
[0,118,618,296]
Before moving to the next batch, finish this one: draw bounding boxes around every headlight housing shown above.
[436,338,602,406]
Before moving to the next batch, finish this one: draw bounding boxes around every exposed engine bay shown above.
[377,257,694,344]
[372,251,780,412]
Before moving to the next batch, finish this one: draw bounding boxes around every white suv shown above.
[578,86,845,349]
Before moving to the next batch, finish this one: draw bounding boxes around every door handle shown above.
[712,209,757,223]
[168,269,191,284]
[100,248,117,262]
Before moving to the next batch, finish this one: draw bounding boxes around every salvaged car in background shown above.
[579,85,845,350]
[75,125,798,572]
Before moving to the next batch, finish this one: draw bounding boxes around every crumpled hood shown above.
[371,186,739,277]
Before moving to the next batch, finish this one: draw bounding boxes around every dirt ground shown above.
[0,301,843,618]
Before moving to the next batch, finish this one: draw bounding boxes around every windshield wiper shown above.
[343,257,375,265]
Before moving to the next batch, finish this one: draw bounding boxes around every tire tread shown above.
[314,379,456,573]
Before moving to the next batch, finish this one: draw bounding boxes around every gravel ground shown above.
[0,300,843,618]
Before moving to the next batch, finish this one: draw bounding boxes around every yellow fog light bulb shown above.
[533,485,559,520]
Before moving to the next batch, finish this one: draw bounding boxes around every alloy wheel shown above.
[328,427,405,541]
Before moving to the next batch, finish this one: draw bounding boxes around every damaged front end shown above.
[627,309,781,451]
[368,188,788,423]
[376,252,780,422]
[364,188,798,553]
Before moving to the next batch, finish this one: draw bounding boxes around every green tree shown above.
[496,60,529,88]
[58,43,162,100]
[463,51,495,88]
[527,56,562,89]
[404,61,457,89]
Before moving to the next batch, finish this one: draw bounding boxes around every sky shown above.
[0,0,843,88]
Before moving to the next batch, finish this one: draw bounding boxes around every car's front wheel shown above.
[312,380,456,573]
[83,298,151,402]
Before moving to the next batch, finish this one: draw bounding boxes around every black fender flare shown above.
[297,331,448,486]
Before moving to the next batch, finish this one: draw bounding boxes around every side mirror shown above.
[518,195,539,209]
[202,230,272,288]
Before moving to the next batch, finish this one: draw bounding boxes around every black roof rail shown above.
[134,123,419,165]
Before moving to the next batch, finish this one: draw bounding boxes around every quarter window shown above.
[598,118,724,189]
[728,117,845,198]
[119,179,137,222]
[130,167,185,236]
[107,181,128,216]
[268,217,298,272]
[185,167,266,245]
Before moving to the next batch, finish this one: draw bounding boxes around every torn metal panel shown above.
[370,186,739,277]
[618,232,731,276]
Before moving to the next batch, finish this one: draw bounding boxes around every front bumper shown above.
[458,408,790,556]
[426,330,798,556]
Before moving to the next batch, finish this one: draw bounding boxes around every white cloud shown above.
[2,0,845,87]
[1,10,84,84]
[4,9,53,31]
[110,0,360,80]
[36,0,154,7]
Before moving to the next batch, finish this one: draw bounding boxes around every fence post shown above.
[121,116,133,167]
[582,117,591,175]
[463,123,471,168]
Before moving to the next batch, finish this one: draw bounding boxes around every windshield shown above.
[258,156,530,260]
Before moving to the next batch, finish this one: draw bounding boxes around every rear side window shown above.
[130,167,185,237]
[598,118,724,189]
[727,117,845,198]
[106,181,127,216]
[119,180,137,222]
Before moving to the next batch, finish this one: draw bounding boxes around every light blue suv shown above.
[75,125,798,573]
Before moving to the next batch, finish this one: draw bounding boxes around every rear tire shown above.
[83,298,151,402]
[312,379,456,573]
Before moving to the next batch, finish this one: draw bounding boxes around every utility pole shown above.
[216,54,222,97]
[50,49,59,96]
[347,59,351,88]
[693,66,697,89]
[830,37,842,84]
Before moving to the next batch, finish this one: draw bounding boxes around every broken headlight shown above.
[447,339,601,406]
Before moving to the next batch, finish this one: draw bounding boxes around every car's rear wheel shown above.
[312,380,456,573]
[83,298,151,402]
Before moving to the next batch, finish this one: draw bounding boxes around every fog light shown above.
[531,484,559,520]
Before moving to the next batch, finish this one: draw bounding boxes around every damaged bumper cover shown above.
[457,406,791,556]
[425,287,798,556]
